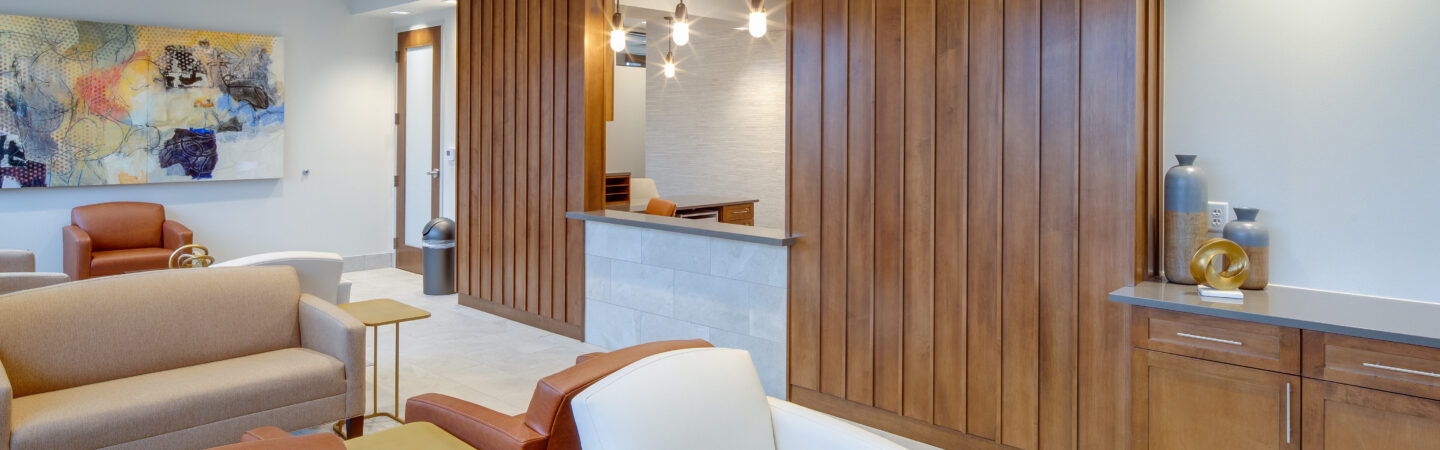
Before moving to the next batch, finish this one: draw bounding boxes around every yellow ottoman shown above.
[346,422,474,450]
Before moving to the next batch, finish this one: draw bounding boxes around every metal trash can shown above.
[421,217,456,295]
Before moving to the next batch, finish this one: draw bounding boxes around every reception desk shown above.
[566,210,796,397]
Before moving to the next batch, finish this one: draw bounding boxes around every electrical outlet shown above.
[1208,201,1230,233]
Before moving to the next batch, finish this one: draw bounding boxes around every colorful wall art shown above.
[0,15,284,188]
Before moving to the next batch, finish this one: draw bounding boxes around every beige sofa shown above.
[0,250,69,295]
[0,266,365,450]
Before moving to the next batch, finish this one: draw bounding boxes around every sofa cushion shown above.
[9,348,346,450]
[71,201,165,251]
[0,266,302,397]
[90,247,175,276]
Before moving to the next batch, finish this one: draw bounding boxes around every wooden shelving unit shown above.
[604,172,631,209]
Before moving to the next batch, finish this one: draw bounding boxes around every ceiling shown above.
[349,0,455,17]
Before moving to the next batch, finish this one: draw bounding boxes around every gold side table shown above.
[332,298,431,434]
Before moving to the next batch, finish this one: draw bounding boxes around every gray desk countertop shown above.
[1111,281,1440,348]
[566,210,798,246]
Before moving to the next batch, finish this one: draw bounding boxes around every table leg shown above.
[372,325,379,416]
[394,322,400,421]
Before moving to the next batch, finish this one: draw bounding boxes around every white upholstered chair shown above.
[570,347,905,450]
[0,250,70,295]
[212,251,352,304]
[629,177,660,209]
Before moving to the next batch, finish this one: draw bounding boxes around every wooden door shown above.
[1132,349,1300,450]
[396,26,442,274]
[1302,378,1440,449]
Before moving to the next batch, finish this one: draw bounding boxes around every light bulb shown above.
[673,22,689,46]
[748,11,766,37]
[663,52,676,78]
[610,29,626,52]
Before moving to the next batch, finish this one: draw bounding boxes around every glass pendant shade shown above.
[748,11,766,37]
[673,22,689,46]
[610,29,625,52]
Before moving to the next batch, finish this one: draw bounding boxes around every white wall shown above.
[1165,0,1440,302]
[393,9,459,220]
[642,9,787,229]
[607,66,648,177]
[0,0,398,272]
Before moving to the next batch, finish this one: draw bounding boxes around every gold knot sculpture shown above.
[1189,238,1250,291]
[169,244,215,269]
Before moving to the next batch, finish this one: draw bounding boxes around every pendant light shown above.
[747,0,766,37]
[672,0,690,46]
[609,0,626,52]
[663,17,677,78]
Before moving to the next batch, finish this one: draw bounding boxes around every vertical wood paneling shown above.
[844,0,876,407]
[1038,0,1081,447]
[457,0,604,339]
[901,0,937,423]
[1001,0,1042,446]
[457,0,472,298]
[819,0,849,399]
[788,0,824,393]
[966,0,1004,439]
[870,0,905,414]
[787,0,1143,446]
[933,0,968,432]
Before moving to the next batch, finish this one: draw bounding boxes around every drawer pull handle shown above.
[1176,332,1243,346]
[1363,362,1440,379]
[1285,382,1292,444]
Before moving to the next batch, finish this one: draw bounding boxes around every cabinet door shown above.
[1302,379,1440,449]
[1133,349,1300,449]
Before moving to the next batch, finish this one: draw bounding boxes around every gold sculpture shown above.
[169,245,215,269]
[1189,238,1250,291]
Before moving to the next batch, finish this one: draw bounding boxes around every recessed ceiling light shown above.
[390,11,412,15]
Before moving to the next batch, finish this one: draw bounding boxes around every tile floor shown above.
[310,268,934,449]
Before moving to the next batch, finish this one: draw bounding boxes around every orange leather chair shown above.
[218,340,713,450]
[644,198,678,217]
[63,201,193,280]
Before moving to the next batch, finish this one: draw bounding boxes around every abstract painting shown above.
[0,15,284,188]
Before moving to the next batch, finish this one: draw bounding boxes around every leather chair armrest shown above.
[406,393,546,450]
[61,226,91,281]
[206,428,345,450]
[0,273,70,296]
[574,352,605,365]
[162,220,193,249]
[298,295,366,418]
[1,359,10,450]
[767,397,904,449]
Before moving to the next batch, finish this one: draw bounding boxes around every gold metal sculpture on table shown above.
[168,245,215,269]
[1189,238,1250,291]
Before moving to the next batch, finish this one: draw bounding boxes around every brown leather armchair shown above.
[63,201,193,280]
[213,340,713,450]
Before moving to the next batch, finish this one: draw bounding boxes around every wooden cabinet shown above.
[1132,349,1299,449]
[604,172,631,208]
[1134,307,1301,373]
[1302,378,1440,449]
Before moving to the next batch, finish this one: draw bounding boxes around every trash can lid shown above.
[423,217,456,241]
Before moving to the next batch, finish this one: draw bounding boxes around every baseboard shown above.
[788,386,1011,450]
[459,294,584,340]
[341,252,394,273]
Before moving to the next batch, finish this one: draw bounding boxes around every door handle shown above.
[426,169,439,178]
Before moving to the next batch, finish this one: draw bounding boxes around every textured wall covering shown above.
[583,221,788,397]
[642,9,787,229]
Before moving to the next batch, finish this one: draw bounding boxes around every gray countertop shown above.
[566,210,799,246]
[1111,281,1440,348]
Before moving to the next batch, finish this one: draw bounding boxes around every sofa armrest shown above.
[336,277,353,304]
[767,397,904,450]
[1,358,12,450]
[61,226,91,281]
[0,272,70,296]
[298,295,365,418]
[0,250,35,273]
[162,220,193,249]
[406,393,545,450]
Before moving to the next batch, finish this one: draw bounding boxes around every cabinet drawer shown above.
[1303,331,1440,401]
[1132,307,1300,373]
[721,204,754,222]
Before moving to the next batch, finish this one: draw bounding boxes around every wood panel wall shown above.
[787,0,1148,448]
[456,0,606,339]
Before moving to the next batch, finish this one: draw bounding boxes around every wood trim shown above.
[395,26,443,275]
[791,386,1009,450]
[455,0,605,337]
